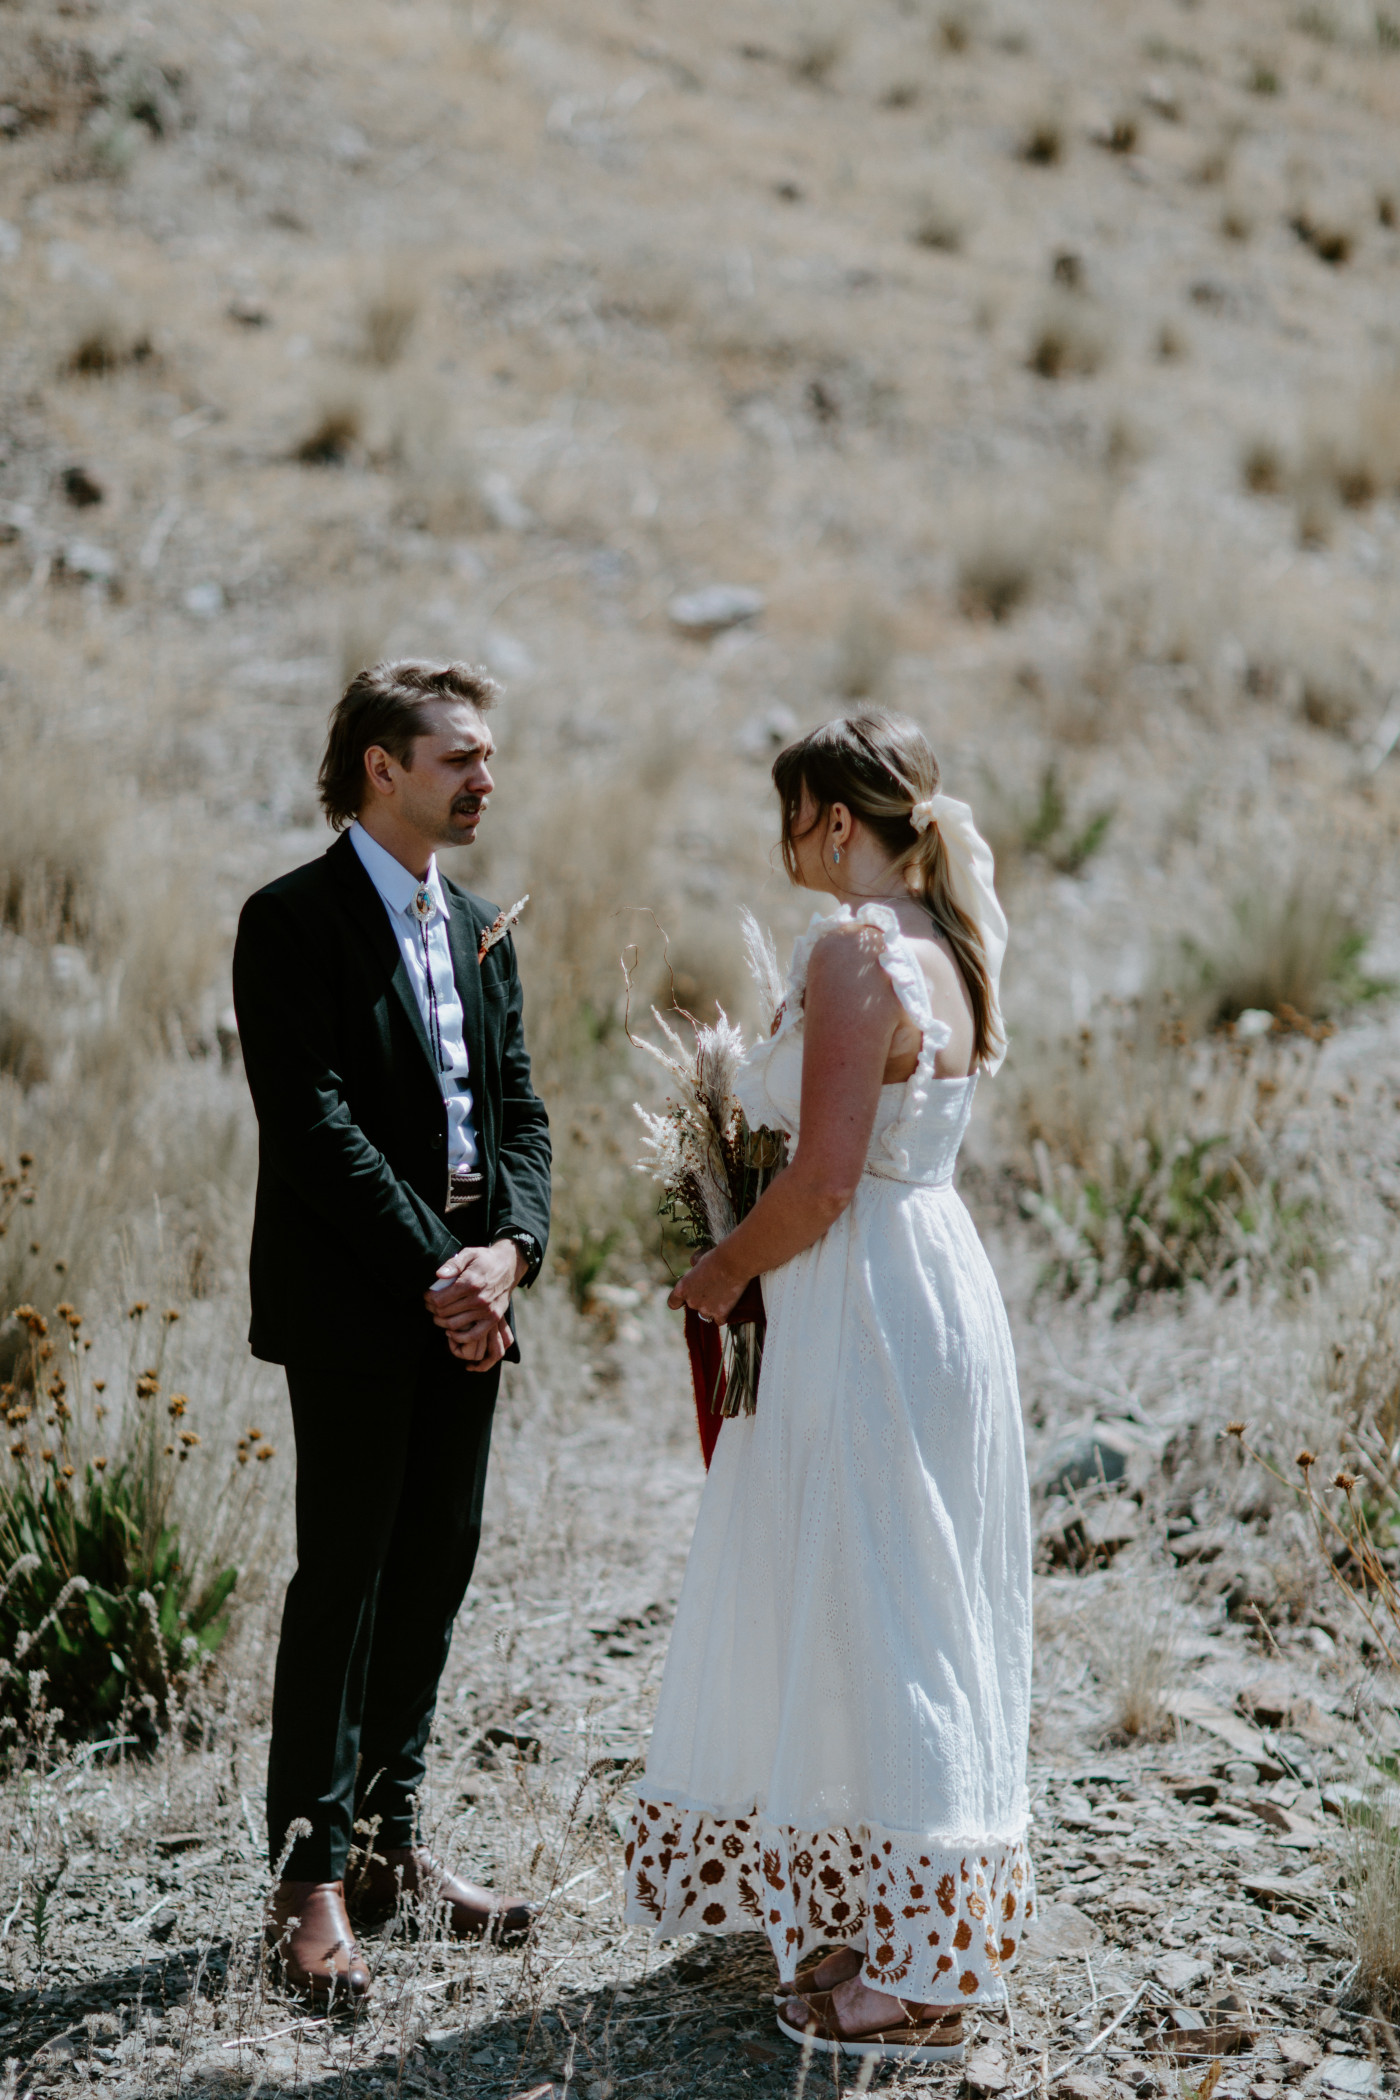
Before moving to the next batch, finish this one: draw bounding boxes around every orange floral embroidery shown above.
[623,1797,1032,2007]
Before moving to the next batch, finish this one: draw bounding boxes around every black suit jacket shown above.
[232,831,551,1371]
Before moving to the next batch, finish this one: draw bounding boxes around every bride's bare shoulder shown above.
[803,918,901,995]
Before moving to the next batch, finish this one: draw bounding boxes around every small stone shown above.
[1155,1952,1210,1995]
[1276,2035,1320,2069]
[966,2043,1011,2094]
[1056,2077,1113,2100]
[1318,2058,1381,2095]
[668,583,765,634]
[1241,1873,1321,1918]
[1025,1900,1099,1955]
[61,539,117,582]
[1237,1678,1297,1729]
[1168,1777,1219,1805]
[1169,1526,1229,1564]
[1111,1887,1155,1915]
[182,582,225,617]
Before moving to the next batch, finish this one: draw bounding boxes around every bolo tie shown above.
[412,885,483,1213]
[409,885,449,1073]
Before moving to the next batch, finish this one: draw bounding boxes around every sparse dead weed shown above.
[1085,1567,1181,1741]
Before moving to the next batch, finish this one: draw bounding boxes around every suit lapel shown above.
[445,889,486,1101]
[327,833,439,1084]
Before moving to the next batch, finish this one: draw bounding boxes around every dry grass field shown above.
[3,0,1400,2093]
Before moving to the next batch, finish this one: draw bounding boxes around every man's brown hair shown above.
[317,660,499,831]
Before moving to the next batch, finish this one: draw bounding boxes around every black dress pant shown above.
[266,1321,498,1882]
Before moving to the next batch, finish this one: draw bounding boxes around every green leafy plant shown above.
[1021,763,1115,875]
[1015,1000,1331,1305]
[0,1278,241,1747]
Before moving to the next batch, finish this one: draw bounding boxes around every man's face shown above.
[369,701,496,849]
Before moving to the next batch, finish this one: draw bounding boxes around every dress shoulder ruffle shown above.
[732,906,953,1178]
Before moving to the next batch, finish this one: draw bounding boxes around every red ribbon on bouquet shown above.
[683,1278,765,1470]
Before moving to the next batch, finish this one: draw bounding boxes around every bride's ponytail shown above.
[772,711,1005,1071]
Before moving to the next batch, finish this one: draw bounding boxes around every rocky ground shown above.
[0,1285,1395,2100]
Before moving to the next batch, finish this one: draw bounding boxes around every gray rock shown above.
[668,583,765,634]
[1024,1899,1099,1955]
[1039,1431,1128,1494]
[1314,2058,1381,2096]
[182,581,224,617]
[62,539,117,582]
[1155,1951,1210,1995]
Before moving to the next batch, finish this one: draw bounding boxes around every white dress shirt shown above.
[349,821,478,1172]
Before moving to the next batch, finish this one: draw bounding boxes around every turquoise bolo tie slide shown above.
[411,886,434,923]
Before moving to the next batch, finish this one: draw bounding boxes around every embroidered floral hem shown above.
[623,1797,1034,2003]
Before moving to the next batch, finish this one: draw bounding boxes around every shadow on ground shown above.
[177,1933,980,2098]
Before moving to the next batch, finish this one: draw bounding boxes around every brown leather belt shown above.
[446,1168,485,1213]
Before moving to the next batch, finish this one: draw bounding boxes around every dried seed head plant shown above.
[629,910,788,1416]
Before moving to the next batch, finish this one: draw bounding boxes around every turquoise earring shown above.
[833,845,841,864]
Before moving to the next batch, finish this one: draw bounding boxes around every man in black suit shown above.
[232,660,551,2001]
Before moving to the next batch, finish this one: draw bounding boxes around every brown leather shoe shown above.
[265,1880,371,2002]
[349,1845,535,1945]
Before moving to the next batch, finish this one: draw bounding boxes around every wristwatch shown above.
[497,1227,543,1286]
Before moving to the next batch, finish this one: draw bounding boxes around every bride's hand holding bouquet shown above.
[666,1238,748,1325]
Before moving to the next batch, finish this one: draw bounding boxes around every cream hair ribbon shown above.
[909,792,1008,1073]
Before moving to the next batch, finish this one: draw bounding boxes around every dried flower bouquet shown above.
[632,912,789,1425]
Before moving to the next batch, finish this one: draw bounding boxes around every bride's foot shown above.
[829,1976,939,2030]
[772,1944,862,2001]
[777,1976,965,2063]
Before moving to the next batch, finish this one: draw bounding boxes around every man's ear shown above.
[363,743,395,798]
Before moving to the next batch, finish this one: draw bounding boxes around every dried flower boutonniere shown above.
[477,895,529,963]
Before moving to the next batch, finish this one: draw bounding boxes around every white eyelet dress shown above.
[624,904,1034,2003]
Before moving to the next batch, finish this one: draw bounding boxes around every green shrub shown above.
[0,1296,238,1747]
[1013,1000,1332,1305]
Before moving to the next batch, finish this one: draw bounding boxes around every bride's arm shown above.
[668,927,902,1323]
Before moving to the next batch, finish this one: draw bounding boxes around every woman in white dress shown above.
[623,712,1034,2064]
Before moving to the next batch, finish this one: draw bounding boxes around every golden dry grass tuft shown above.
[1085,1570,1181,1742]
[356,269,421,369]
